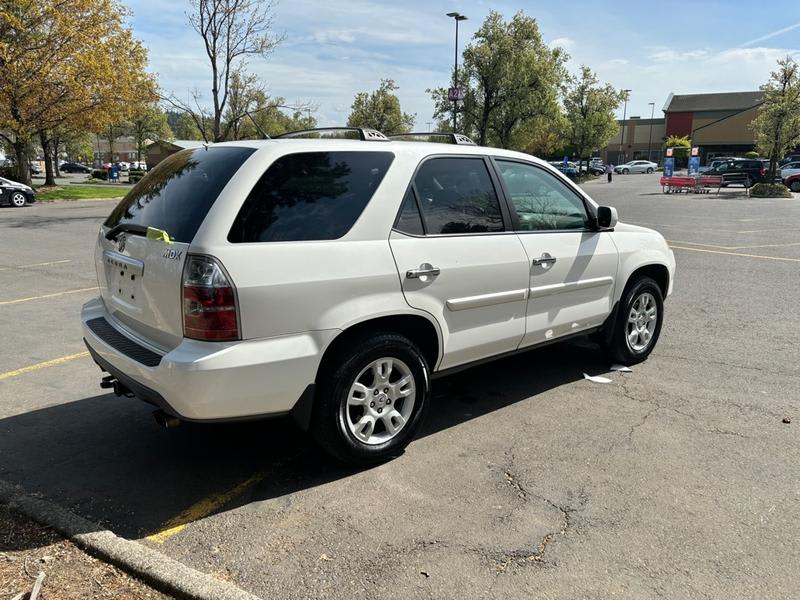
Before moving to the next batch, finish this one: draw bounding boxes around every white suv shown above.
[81,129,675,464]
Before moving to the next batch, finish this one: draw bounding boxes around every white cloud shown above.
[550,37,575,50]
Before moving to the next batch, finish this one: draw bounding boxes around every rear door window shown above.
[412,157,504,234]
[104,146,255,243]
[228,151,394,242]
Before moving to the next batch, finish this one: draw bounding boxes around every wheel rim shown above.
[11,193,25,206]
[344,357,416,446]
[791,181,800,192]
[626,292,658,353]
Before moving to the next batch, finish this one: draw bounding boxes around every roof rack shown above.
[276,127,388,141]
[387,132,476,146]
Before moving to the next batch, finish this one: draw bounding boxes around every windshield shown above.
[104,146,255,243]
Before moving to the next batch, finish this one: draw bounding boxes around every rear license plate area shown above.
[103,250,144,305]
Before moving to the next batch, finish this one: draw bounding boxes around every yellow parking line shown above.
[0,286,98,306]
[0,259,72,271]
[146,473,265,544]
[0,351,90,381]
[669,244,800,263]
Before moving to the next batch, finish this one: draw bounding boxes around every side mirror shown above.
[596,206,618,229]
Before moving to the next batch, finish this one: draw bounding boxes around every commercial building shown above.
[603,117,665,165]
[601,91,766,166]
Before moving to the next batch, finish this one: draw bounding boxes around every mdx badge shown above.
[163,249,183,260]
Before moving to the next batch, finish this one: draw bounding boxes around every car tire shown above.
[310,332,430,465]
[790,180,800,193]
[10,192,26,207]
[623,168,629,174]
[646,167,654,174]
[600,276,664,365]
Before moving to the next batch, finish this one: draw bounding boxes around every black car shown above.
[703,159,769,188]
[0,176,36,207]
[60,162,92,173]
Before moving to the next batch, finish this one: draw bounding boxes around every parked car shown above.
[783,173,800,193]
[29,163,42,176]
[115,161,131,171]
[131,161,148,171]
[614,160,657,174]
[779,154,800,166]
[548,161,579,179]
[704,158,770,188]
[0,176,36,207]
[60,162,92,173]
[81,129,676,464]
[779,161,800,180]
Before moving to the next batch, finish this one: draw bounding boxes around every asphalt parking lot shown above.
[1,177,799,599]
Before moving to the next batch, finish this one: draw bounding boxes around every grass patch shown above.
[749,183,793,198]
[35,185,129,201]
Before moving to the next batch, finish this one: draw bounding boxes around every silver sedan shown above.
[614,160,658,174]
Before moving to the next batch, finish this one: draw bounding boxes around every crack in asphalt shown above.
[616,379,751,444]
[490,451,580,575]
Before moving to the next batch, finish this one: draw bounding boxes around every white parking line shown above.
[0,259,72,271]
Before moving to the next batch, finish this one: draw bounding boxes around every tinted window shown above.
[395,188,425,235]
[105,146,255,243]
[496,160,588,231]
[228,151,394,242]
[413,157,503,234]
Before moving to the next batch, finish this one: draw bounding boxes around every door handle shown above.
[532,254,557,266]
[406,264,441,279]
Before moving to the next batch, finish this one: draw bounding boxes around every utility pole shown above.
[446,12,467,133]
[619,89,631,163]
[647,102,655,163]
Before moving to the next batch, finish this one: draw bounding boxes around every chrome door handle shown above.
[532,254,557,266]
[406,265,440,279]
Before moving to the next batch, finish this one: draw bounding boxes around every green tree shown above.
[125,104,173,162]
[562,66,624,162]
[429,11,567,147]
[0,0,156,184]
[173,112,204,140]
[62,131,94,163]
[346,79,414,135]
[664,135,691,160]
[750,56,800,181]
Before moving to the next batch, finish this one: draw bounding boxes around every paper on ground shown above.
[610,364,632,372]
[583,373,613,384]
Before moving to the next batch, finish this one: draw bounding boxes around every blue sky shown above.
[127,0,800,127]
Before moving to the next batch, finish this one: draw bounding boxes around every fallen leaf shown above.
[319,553,333,561]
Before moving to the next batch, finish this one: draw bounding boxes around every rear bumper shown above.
[81,297,336,421]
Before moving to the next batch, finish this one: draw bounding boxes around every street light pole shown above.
[647,102,655,163]
[446,12,467,133]
[619,89,631,163]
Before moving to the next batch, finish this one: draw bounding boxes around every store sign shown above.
[691,147,700,156]
[664,157,675,177]
[666,147,673,157]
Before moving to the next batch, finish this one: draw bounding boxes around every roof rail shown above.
[387,132,476,146]
[276,127,388,141]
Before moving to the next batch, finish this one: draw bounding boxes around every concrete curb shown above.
[0,480,262,600]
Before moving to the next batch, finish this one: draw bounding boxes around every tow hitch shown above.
[99,375,134,398]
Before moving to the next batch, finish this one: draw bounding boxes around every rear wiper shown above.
[105,223,148,241]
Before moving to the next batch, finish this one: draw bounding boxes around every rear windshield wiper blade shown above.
[105,223,149,241]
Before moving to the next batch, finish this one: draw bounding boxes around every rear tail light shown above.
[760,167,766,177]
[182,255,239,341]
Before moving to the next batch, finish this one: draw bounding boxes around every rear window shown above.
[228,151,394,242]
[104,146,255,243]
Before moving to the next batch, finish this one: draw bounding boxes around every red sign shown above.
[666,148,673,157]
[691,146,699,156]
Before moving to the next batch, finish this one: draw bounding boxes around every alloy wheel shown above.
[344,357,416,445]
[626,292,658,353]
[11,193,26,207]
